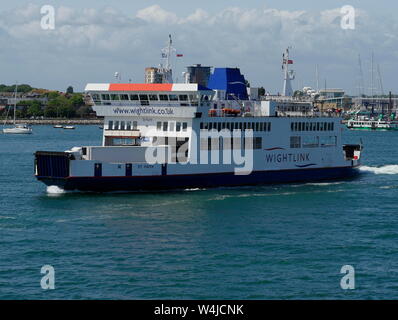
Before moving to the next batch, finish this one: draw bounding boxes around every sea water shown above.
[1,126,398,299]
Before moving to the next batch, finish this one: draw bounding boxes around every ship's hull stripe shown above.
[36,166,360,191]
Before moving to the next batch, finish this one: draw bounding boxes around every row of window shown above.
[93,93,200,103]
[291,122,335,132]
[200,122,271,132]
[200,137,263,150]
[290,136,337,148]
[108,120,138,131]
[156,121,188,132]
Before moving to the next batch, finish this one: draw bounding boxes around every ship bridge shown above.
[85,83,215,116]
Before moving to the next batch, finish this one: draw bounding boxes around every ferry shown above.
[34,47,362,192]
[346,118,398,131]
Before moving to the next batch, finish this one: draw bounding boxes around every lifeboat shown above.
[222,108,240,116]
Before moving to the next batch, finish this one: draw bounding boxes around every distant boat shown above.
[53,125,63,128]
[2,83,33,134]
[63,126,75,130]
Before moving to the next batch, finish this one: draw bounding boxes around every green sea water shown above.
[1,126,398,299]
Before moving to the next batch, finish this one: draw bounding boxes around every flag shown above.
[176,54,183,57]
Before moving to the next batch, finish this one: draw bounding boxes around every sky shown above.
[0,1,397,95]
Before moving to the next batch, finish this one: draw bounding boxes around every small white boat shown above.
[3,83,33,134]
[63,126,75,130]
[53,125,63,128]
[3,123,32,134]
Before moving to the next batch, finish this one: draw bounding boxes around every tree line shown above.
[1,86,94,119]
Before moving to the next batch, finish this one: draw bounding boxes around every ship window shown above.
[179,95,188,101]
[331,123,334,131]
[132,121,138,130]
[163,122,168,131]
[139,94,149,101]
[169,94,178,101]
[120,121,125,130]
[254,137,262,149]
[101,94,110,100]
[176,122,181,132]
[268,123,271,131]
[126,121,131,130]
[182,122,188,132]
[130,94,139,101]
[156,122,162,131]
[111,94,120,101]
[114,121,119,130]
[200,122,203,130]
[204,122,209,130]
[120,94,129,101]
[320,136,337,147]
[159,94,169,101]
[291,123,294,131]
[112,138,135,146]
[324,122,328,131]
[290,136,301,148]
[108,120,113,130]
[149,94,158,101]
[169,122,175,132]
[302,136,319,148]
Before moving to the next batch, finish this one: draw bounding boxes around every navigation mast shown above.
[282,47,295,96]
[159,34,176,83]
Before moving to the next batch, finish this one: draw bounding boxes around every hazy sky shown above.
[0,1,397,95]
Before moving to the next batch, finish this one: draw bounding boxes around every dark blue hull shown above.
[36,166,360,192]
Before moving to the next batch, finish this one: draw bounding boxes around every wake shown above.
[46,185,66,195]
[360,165,398,175]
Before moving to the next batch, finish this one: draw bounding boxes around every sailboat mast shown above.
[13,83,18,125]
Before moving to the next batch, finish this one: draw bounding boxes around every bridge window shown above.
[114,121,119,130]
[156,122,162,131]
[126,121,131,130]
[130,94,139,101]
[179,95,188,101]
[176,122,181,132]
[169,122,175,132]
[108,120,113,130]
[120,94,129,101]
[111,94,120,101]
[101,94,110,100]
[120,121,125,130]
[159,94,169,101]
[149,94,158,101]
[182,122,188,132]
[169,94,178,101]
[163,122,168,132]
[132,121,138,130]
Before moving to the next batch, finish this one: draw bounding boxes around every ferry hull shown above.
[36,166,360,192]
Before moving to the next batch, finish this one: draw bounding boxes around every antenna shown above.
[315,64,319,92]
